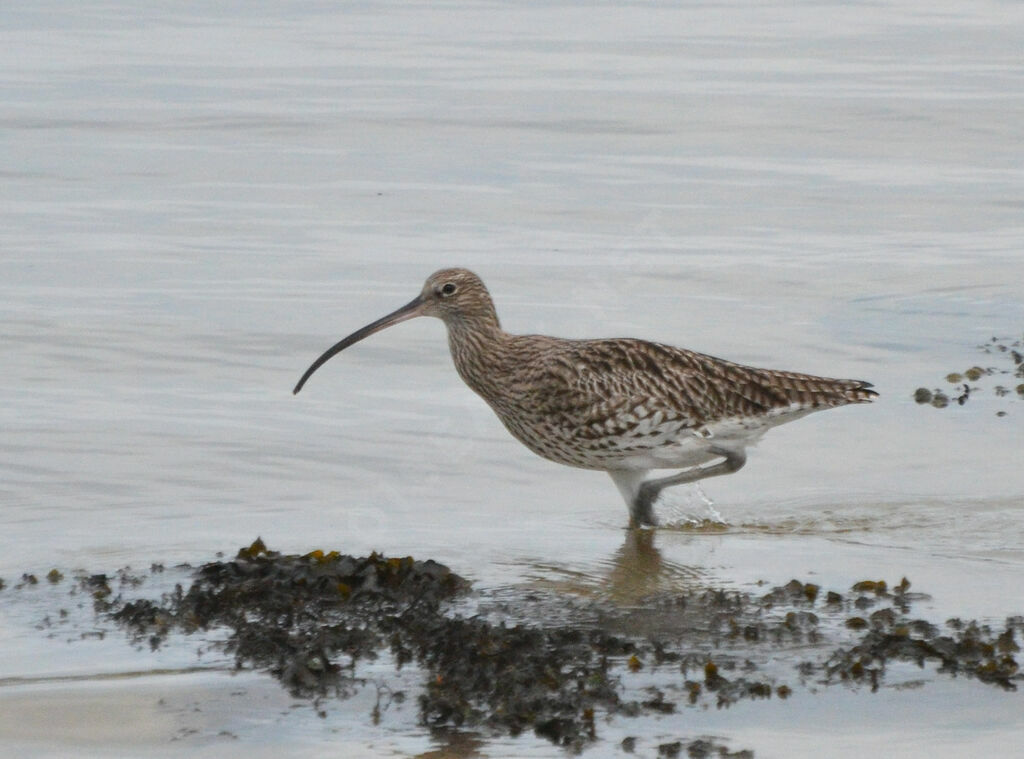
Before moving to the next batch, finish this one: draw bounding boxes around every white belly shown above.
[597,408,815,471]
[498,403,818,473]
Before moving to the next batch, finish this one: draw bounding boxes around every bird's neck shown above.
[444,311,510,402]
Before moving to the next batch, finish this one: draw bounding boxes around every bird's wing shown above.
[522,338,871,434]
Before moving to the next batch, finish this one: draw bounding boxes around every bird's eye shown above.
[440,282,457,296]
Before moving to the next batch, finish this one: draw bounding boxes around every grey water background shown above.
[2,1,1023,756]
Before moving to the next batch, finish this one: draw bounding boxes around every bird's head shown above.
[417,268,496,324]
[293,268,498,394]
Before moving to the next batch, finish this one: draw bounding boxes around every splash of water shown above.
[661,483,727,528]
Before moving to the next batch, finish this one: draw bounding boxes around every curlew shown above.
[294,268,876,527]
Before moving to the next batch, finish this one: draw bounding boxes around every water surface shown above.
[1,1,1023,756]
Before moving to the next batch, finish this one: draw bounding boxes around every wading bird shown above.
[294,269,876,526]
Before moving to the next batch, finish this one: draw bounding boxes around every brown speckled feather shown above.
[449,330,874,470]
[425,266,876,472]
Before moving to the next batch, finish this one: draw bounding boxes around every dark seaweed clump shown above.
[914,335,1024,413]
[827,615,1022,690]
[108,538,466,695]
[58,541,1023,752]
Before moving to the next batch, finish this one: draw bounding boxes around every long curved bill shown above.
[293,295,426,394]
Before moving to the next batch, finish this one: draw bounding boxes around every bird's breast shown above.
[487,401,710,471]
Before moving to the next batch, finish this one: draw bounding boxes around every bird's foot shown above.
[630,485,660,528]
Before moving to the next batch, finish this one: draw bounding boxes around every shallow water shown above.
[2,0,1024,756]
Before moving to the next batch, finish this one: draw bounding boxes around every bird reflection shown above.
[415,729,485,759]
[522,528,706,602]
[602,528,705,603]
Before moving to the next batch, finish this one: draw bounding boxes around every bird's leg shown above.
[630,490,659,528]
[634,448,747,525]
[608,470,655,528]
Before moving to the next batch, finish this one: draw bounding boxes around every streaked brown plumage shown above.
[294,268,876,526]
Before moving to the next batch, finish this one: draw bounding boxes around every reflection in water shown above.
[603,529,708,603]
[416,729,485,759]
[525,529,706,605]
[604,529,665,602]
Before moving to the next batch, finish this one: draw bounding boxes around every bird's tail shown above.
[752,368,878,409]
[841,379,878,403]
